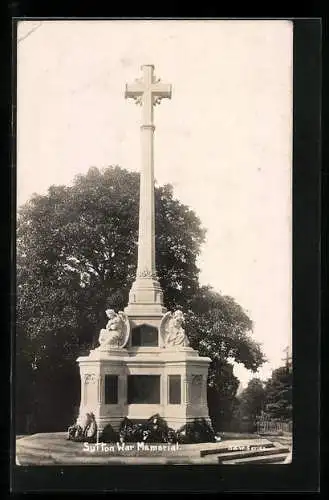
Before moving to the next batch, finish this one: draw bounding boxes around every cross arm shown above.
[152,82,172,99]
[125,82,144,99]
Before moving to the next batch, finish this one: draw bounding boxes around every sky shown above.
[17,19,293,387]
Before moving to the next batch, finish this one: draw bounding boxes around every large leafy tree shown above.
[16,166,265,432]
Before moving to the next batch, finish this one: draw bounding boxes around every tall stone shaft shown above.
[124,65,171,315]
[138,120,156,277]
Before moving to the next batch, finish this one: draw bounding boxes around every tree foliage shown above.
[185,287,264,372]
[207,360,240,432]
[16,166,265,432]
[235,378,267,431]
[263,366,292,421]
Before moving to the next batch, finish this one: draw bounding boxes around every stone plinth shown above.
[77,343,211,433]
[124,277,167,317]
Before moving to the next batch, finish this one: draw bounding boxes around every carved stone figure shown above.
[96,309,130,350]
[160,309,190,348]
[84,373,96,384]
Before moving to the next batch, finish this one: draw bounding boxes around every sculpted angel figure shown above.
[160,309,190,348]
[97,309,129,349]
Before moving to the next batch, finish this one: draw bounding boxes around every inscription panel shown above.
[168,375,181,404]
[131,324,158,346]
[104,375,118,404]
[128,375,160,404]
[191,375,203,405]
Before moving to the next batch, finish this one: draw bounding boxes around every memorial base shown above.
[77,345,211,433]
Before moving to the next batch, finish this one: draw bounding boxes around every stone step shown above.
[221,452,289,465]
[201,441,275,457]
[166,455,220,465]
[217,445,290,462]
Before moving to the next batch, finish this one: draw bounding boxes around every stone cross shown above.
[124,65,171,314]
[125,64,172,127]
